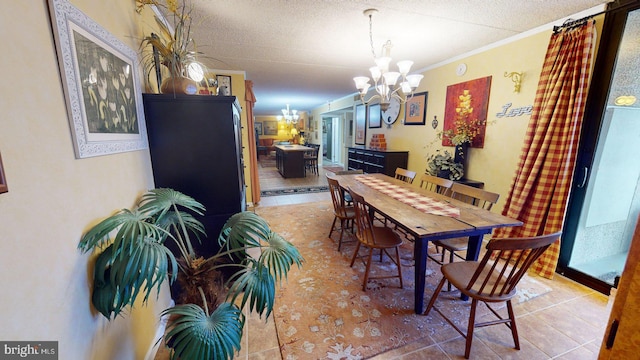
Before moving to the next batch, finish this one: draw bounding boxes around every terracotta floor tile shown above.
[534,304,604,344]
[476,326,549,360]
[398,344,450,359]
[438,335,500,359]
[515,313,581,357]
[554,345,598,360]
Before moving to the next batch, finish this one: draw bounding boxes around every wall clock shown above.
[382,97,401,126]
[456,63,467,76]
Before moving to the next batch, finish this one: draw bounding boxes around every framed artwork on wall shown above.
[264,120,278,135]
[368,104,381,128]
[0,151,7,194]
[404,92,428,125]
[255,122,263,135]
[216,75,232,95]
[48,0,148,159]
[443,76,492,148]
[355,104,367,145]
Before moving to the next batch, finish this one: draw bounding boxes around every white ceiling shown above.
[188,0,610,115]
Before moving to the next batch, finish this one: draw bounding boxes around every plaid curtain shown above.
[493,20,596,279]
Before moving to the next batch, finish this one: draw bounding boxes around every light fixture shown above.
[277,104,300,124]
[353,9,423,111]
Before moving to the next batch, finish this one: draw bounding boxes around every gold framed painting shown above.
[404,92,428,125]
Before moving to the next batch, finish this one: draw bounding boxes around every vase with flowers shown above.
[136,0,204,94]
[440,90,486,168]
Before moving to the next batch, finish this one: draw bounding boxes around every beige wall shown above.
[312,16,603,212]
[0,1,169,359]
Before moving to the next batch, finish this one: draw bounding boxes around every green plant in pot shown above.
[78,188,303,360]
[426,150,464,181]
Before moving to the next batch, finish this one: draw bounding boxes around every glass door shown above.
[559,3,640,293]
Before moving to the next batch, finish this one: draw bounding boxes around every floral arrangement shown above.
[441,90,486,146]
[136,0,201,86]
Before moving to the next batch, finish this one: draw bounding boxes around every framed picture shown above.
[255,122,263,135]
[0,152,7,194]
[216,75,232,95]
[355,104,367,145]
[368,104,381,128]
[264,120,278,135]
[48,0,148,159]
[443,76,492,148]
[404,92,428,125]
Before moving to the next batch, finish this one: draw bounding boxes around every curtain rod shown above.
[551,1,634,34]
[552,10,604,34]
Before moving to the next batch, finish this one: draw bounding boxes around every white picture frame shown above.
[48,0,148,158]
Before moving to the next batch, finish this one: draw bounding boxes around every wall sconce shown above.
[504,71,523,93]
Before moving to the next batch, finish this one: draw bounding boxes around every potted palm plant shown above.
[78,188,303,360]
[426,150,464,180]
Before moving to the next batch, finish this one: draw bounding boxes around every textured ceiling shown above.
[187,0,610,115]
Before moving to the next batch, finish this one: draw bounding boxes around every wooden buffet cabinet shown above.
[347,147,409,177]
[143,94,246,257]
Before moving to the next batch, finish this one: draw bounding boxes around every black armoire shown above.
[143,94,246,257]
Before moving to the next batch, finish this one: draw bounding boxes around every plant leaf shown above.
[259,232,304,283]
[163,303,244,360]
[226,263,275,318]
[218,212,271,252]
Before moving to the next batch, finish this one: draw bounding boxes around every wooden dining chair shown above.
[347,187,404,291]
[304,144,319,176]
[395,167,417,184]
[429,183,500,289]
[327,176,356,251]
[424,232,562,359]
[418,173,453,195]
[335,169,363,205]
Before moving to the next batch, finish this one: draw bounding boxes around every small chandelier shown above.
[277,104,299,124]
[353,9,423,111]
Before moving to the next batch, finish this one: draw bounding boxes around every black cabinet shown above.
[347,147,409,176]
[143,94,246,257]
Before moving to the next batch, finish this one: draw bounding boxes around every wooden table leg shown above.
[414,237,427,313]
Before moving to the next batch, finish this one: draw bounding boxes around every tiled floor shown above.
[237,163,612,359]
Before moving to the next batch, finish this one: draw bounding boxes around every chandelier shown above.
[277,104,299,124]
[353,9,423,111]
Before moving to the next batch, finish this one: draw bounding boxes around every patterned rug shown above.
[256,201,552,359]
[323,165,346,173]
[261,186,329,197]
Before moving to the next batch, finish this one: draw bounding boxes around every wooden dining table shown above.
[331,173,522,314]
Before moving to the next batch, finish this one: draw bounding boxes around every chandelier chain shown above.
[368,13,376,60]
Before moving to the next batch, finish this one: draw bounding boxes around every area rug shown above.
[255,201,552,359]
[261,186,329,197]
[260,159,277,168]
[323,165,346,173]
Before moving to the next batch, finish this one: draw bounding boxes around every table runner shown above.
[356,175,460,218]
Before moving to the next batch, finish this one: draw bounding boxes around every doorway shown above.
[559,3,640,294]
[321,111,351,166]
